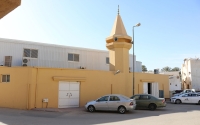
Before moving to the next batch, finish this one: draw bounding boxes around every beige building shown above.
[181,58,200,90]
[0,8,169,110]
[0,0,21,19]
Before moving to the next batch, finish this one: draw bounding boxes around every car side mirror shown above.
[96,99,99,102]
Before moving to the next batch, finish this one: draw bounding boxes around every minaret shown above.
[106,6,132,73]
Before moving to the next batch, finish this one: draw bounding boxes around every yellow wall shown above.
[133,73,169,98]
[33,68,133,109]
[0,66,169,110]
[0,67,29,109]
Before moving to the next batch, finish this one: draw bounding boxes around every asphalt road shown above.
[0,103,200,125]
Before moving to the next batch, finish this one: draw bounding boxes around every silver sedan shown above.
[85,94,136,114]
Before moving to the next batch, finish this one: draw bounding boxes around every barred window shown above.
[23,49,38,58]
[1,75,10,83]
[68,53,79,62]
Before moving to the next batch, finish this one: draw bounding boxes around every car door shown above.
[94,96,109,110]
[138,95,151,107]
[181,94,189,103]
[186,94,193,103]
[131,95,140,107]
[107,96,120,111]
[191,94,199,103]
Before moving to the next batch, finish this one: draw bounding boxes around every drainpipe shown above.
[34,68,38,108]
[26,67,30,110]
[26,80,30,110]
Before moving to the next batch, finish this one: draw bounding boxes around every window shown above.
[106,57,109,64]
[182,94,188,97]
[4,56,12,67]
[98,96,109,102]
[140,95,150,100]
[131,95,140,100]
[68,53,79,62]
[1,75,10,82]
[23,49,38,58]
[192,94,198,97]
[109,96,120,101]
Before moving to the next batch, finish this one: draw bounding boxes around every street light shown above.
[132,23,141,95]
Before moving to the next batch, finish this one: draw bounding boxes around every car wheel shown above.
[175,99,181,104]
[198,100,200,105]
[148,104,156,111]
[88,105,95,112]
[118,106,126,114]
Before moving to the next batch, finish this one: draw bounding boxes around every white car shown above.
[85,94,136,114]
[173,89,196,97]
[171,93,200,104]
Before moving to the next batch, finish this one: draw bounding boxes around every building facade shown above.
[0,8,169,110]
[0,38,142,72]
[181,58,200,91]
[160,71,181,91]
[145,71,181,97]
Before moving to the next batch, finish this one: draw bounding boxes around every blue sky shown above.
[0,0,200,71]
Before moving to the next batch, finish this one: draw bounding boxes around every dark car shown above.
[130,94,166,110]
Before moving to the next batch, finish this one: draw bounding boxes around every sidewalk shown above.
[32,107,86,113]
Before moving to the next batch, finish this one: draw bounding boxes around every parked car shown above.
[173,89,196,97]
[130,94,166,110]
[171,93,200,104]
[85,94,136,114]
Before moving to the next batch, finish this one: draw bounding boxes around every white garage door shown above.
[58,81,80,108]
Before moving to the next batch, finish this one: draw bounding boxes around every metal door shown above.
[143,82,148,94]
[58,81,80,108]
[159,90,164,98]
[151,83,159,98]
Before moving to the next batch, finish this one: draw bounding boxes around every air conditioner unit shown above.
[22,58,30,66]
[79,66,86,69]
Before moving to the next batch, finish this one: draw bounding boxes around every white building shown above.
[160,71,181,91]
[0,38,142,72]
[181,58,200,91]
